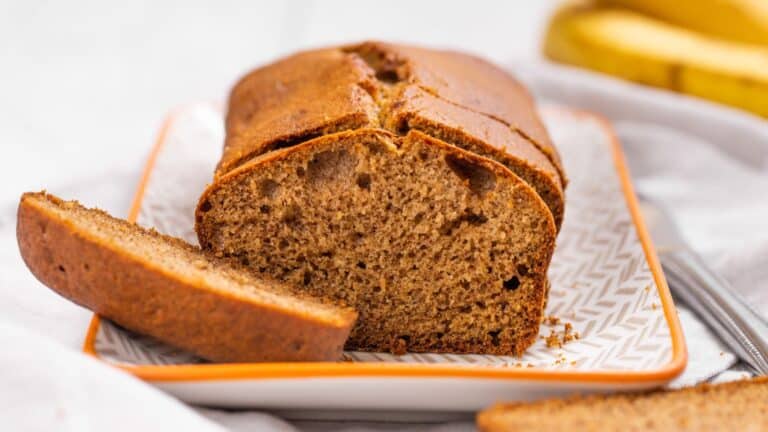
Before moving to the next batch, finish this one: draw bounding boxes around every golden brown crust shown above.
[200,41,564,356]
[219,48,380,177]
[17,192,355,363]
[347,41,566,184]
[477,377,768,431]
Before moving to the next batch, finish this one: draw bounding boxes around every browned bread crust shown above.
[218,41,565,230]
[477,377,768,431]
[220,48,380,177]
[17,192,356,363]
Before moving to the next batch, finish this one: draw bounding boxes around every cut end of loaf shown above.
[197,129,556,356]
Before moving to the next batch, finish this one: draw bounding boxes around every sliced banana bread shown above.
[196,129,557,355]
[17,192,356,363]
[199,41,563,356]
[478,377,768,431]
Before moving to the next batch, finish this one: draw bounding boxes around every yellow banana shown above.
[596,0,768,45]
[543,3,768,117]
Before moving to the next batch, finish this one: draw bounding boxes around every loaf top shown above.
[217,41,565,185]
[221,48,380,176]
[352,41,562,172]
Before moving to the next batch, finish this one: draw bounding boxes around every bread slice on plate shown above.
[478,376,768,431]
[196,129,557,356]
[17,192,356,363]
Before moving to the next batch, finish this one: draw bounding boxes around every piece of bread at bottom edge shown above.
[16,192,356,363]
[477,376,768,432]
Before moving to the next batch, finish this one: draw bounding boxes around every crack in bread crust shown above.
[381,84,565,229]
[344,41,567,186]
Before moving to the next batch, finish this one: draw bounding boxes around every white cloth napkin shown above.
[1,64,765,431]
[516,62,768,387]
[0,320,227,432]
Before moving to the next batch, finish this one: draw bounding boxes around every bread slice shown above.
[477,377,768,431]
[219,47,380,177]
[196,129,556,356]
[385,85,564,228]
[17,192,356,363]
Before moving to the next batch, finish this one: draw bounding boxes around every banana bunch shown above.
[543,0,768,117]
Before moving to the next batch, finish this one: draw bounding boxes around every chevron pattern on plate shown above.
[93,105,671,371]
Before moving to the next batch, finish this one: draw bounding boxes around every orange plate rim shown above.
[82,105,688,383]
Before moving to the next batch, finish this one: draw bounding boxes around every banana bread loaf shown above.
[478,377,768,431]
[197,41,563,356]
[17,192,356,363]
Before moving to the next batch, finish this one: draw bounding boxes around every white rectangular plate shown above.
[84,104,685,411]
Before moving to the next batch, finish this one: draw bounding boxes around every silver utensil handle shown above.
[661,248,768,375]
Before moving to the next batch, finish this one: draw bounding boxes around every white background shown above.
[1,0,556,204]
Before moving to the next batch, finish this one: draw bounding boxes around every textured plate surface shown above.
[84,104,685,410]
